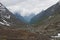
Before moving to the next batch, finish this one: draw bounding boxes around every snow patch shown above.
[0,19,10,26]
[51,33,60,38]
[4,15,10,19]
[48,16,54,19]
[6,23,10,26]
[48,16,52,19]
[0,21,10,26]
[0,22,5,25]
[3,19,10,26]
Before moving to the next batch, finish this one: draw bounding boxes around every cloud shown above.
[0,0,59,16]
[0,0,26,6]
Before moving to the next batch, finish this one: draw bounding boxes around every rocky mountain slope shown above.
[0,3,26,29]
[30,2,60,24]
[30,2,60,36]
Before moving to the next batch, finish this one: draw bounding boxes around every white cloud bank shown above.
[0,0,59,16]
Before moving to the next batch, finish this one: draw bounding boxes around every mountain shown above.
[14,13,27,23]
[30,10,45,24]
[30,2,60,36]
[24,13,35,23]
[30,2,60,24]
[0,3,26,29]
[0,3,51,40]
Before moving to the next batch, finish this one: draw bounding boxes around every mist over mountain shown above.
[24,13,35,23]
[14,12,35,23]
[14,12,28,23]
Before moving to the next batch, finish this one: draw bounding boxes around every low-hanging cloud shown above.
[0,0,59,16]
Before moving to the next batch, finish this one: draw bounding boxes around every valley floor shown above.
[0,29,51,40]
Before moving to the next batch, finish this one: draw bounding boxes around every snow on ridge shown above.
[0,22,5,25]
[0,19,10,26]
[3,19,10,26]
[4,15,11,19]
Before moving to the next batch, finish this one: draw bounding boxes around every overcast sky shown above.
[0,0,59,16]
